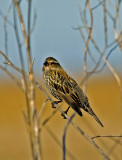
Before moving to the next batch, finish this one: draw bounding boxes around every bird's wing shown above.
[83,100,104,127]
[54,70,103,126]
[52,70,80,103]
[51,70,82,116]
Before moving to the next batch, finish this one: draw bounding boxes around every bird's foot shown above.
[51,100,62,108]
[61,106,70,119]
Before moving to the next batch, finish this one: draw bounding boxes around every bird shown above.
[42,57,104,127]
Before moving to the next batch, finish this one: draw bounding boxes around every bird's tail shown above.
[92,112,104,127]
[84,102,104,127]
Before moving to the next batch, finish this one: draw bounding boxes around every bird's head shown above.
[42,57,61,72]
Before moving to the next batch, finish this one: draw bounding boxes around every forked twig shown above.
[13,0,42,159]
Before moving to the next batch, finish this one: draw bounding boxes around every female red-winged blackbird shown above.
[42,57,103,127]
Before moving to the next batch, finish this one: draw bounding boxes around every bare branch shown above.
[0,65,22,89]
[106,136,122,159]
[92,135,122,140]
[83,0,93,74]
[38,99,48,122]
[13,5,29,115]
[72,25,97,64]
[41,109,58,127]
[82,0,93,92]
[51,103,110,160]
[3,2,13,66]
[30,9,37,35]
[92,1,103,10]
[45,126,78,160]
[114,0,122,50]
[94,43,118,73]
[0,10,14,27]
[62,113,76,160]
[103,0,108,47]
[13,0,42,159]
[13,0,28,49]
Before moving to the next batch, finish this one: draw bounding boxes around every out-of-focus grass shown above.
[0,77,122,160]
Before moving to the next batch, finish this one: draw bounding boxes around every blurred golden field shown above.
[0,76,122,160]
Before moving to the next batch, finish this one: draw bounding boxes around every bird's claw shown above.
[51,102,56,108]
[61,112,67,119]
[51,100,62,108]
[61,106,70,119]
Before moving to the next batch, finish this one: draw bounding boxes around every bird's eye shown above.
[44,61,48,66]
[51,61,58,65]
[51,62,56,65]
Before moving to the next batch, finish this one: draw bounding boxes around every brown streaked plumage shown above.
[42,57,104,127]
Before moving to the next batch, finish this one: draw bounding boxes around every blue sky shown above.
[0,0,122,80]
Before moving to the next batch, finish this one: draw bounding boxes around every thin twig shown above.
[0,10,14,27]
[41,109,58,127]
[83,0,93,75]
[103,136,122,160]
[3,2,13,66]
[92,135,122,140]
[92,1,103,10]
[29,9,37,35]
[13,0,28,49]
[63,113,76,160]
[114,0,121,49]
[82,0,93,92]
[45,126,78,160]
[72,25,97,64]
[38,99,48,122]
[94,43,118,73]
[0,65,22,89]
[110,137,122,146]
[13,4,30,117]
[103,0,108,47]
